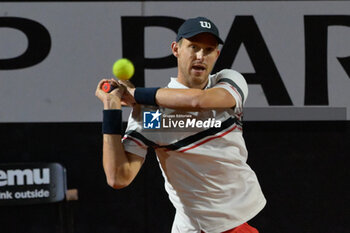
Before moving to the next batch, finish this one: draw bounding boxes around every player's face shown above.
[172,33,220,88]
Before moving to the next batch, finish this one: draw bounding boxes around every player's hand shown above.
[117,80,136,107]
[95,78,124,109]
[118,80,134,88]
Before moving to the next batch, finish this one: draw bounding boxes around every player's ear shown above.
[216,48,220,59]
[171,41,179,57]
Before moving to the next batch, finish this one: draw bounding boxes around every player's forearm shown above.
[155,88,206,110]
[103,135,133,189]
[155,88,236,110]
[131,86,235,110]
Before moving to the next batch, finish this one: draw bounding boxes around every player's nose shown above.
[196,49,204,61]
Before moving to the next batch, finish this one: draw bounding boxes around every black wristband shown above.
[134,87,160,106]
[102,110,122,135]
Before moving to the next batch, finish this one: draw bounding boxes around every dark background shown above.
[0,121,348,233]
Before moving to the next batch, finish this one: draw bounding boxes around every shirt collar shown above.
[167,76,213,89]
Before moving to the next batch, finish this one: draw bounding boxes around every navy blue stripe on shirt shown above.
[217,78,245,104]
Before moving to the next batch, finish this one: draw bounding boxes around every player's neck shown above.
[176,75,208,89]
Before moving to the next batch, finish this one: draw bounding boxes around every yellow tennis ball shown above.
[112,58,135,80]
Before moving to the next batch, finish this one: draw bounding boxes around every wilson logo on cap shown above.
[199,21,211,29]
[176,17,224,44]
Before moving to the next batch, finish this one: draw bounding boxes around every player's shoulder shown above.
[210,69,247,86]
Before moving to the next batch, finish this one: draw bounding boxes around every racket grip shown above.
[102,82,117,93]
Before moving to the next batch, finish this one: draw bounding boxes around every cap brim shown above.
[177,31,224,44]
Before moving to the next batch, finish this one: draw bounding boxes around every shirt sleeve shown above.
[212,69,248,113]
[122,135,148,158]
[122,111,148,158]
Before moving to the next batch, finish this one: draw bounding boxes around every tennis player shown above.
[95,16,266,233]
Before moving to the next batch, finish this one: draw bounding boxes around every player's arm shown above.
[96,79,144,189]
[155,87,236,110]
[123,81,236,111]
[120,70,246,110]
[102,135,144,189]
[125,87,235,110]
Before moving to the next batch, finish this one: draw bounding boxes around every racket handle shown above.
[102,82,117,93]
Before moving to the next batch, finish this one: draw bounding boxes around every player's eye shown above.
[205,47,215,53]
[190,45,197,50]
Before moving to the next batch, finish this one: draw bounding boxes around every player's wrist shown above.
[127,87,135,96]
[102,109,122,135]
[134,87,160,106]
[103,97,122,110]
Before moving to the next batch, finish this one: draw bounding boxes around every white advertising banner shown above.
[0,163,66,205]
[0,1,349,122]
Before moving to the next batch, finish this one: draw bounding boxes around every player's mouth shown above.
[191,64,206,73]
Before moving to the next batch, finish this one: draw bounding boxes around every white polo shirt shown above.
[122,69,266,233]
